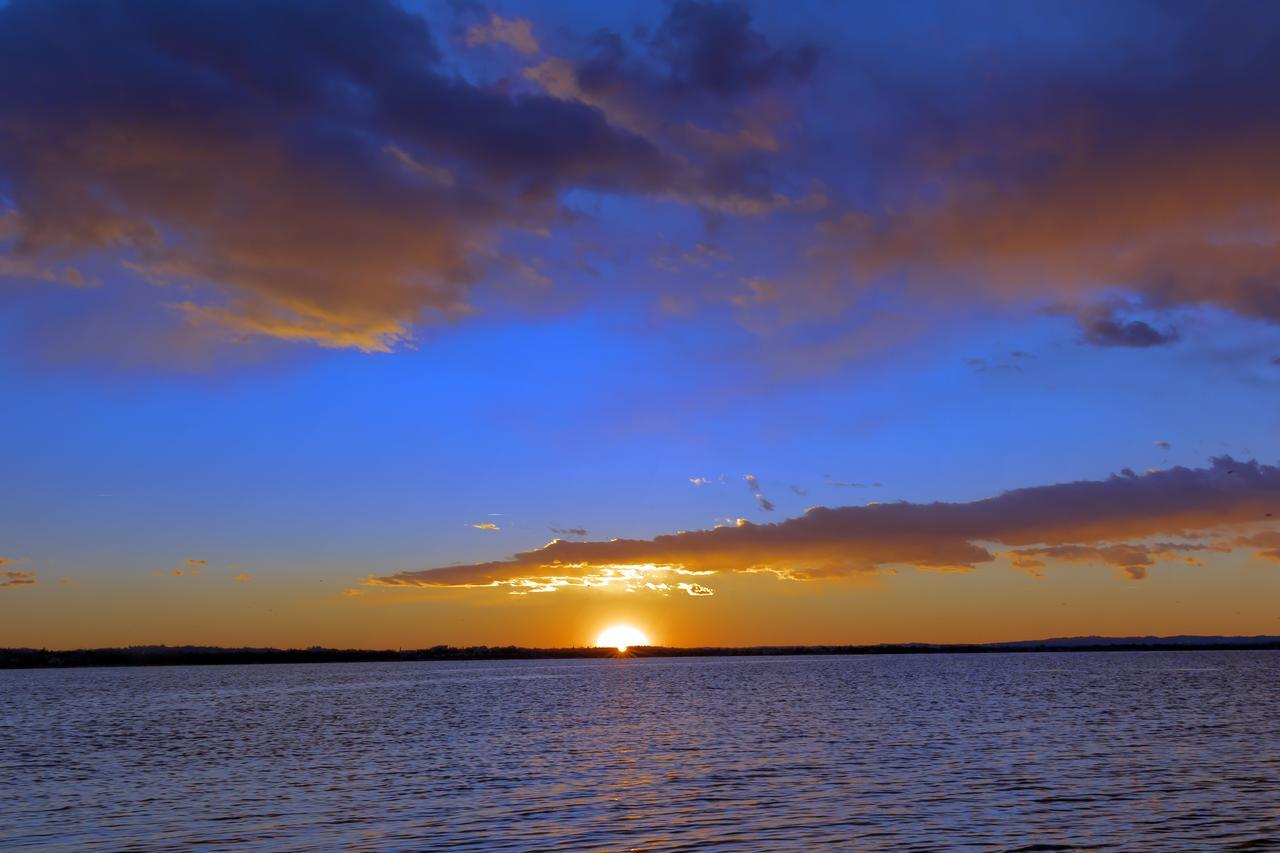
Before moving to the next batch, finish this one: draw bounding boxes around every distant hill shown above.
[2,635,1278,669]
[993,634,1280,648]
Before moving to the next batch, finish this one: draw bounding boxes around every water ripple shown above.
[1,651,1278,850]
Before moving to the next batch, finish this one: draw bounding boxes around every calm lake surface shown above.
[2,651,1278,850]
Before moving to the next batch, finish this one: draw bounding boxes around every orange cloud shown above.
[1003,543,1222,582]
[0,0,809,355]
[815,21,1280,345]
[1,570,36,589]
[371,458,1280,594]
[1236,531,1280,563]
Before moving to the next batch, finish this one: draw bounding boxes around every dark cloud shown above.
[744,473,775,510]
[648,0,818,97]
[818,3,1280,344]
[1078,306,1179,349]
[370,457,1280,593]
[523,0,818,215]
[0,0,804,353]
[549,527,589,537]
[4,0,1274,364]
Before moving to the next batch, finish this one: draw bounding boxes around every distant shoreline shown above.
[2,636,1279,670]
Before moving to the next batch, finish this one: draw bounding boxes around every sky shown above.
[2,0,1280,649]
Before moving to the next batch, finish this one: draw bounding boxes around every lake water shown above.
[2,651,1278,850]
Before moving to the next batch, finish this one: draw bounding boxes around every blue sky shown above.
[2,0,1280,645]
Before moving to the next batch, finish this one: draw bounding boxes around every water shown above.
[2,651,1278,850]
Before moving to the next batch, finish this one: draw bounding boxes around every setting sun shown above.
[595,625,651,651]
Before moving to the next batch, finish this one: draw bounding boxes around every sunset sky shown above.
[3,0,1280,649]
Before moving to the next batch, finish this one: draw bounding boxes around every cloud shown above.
[1004,542,1218,581]
[815,5,1280,345]
[1,570,36,588]
[341,588,364,597]
[0,0,815,356]
[522,0,817,214]
[184,558,208,568]
[964,357,1023,374]
[1155,440,1172,450]
[1236,531,1280,563]
[744,473,775,511]
[371,457,1280,595]
[646,0,817,97]
[464,14,539,55]
[1076,305,1179,349]
[549,527,589,537]
[471,522,501,532]
[689,477,710,486]
[233,573,253,582]
[790,484,808,496]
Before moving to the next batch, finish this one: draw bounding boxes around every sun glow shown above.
[595,625,651,651]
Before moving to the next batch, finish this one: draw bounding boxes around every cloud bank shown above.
[370,458,1280,594]
[3,1,1278,362]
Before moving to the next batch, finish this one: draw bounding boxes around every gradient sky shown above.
[3,0,1280,649]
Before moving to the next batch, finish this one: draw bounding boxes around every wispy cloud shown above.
[1,570,36,589]
[744,473,775,511]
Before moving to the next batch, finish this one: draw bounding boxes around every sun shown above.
[595,625,651,651]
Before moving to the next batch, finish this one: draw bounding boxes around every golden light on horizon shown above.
[595,625,651,651]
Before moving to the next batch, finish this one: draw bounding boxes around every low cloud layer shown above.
[370,458,1280,595]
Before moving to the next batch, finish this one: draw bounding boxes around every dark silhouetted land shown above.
[2,636,1279,669]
